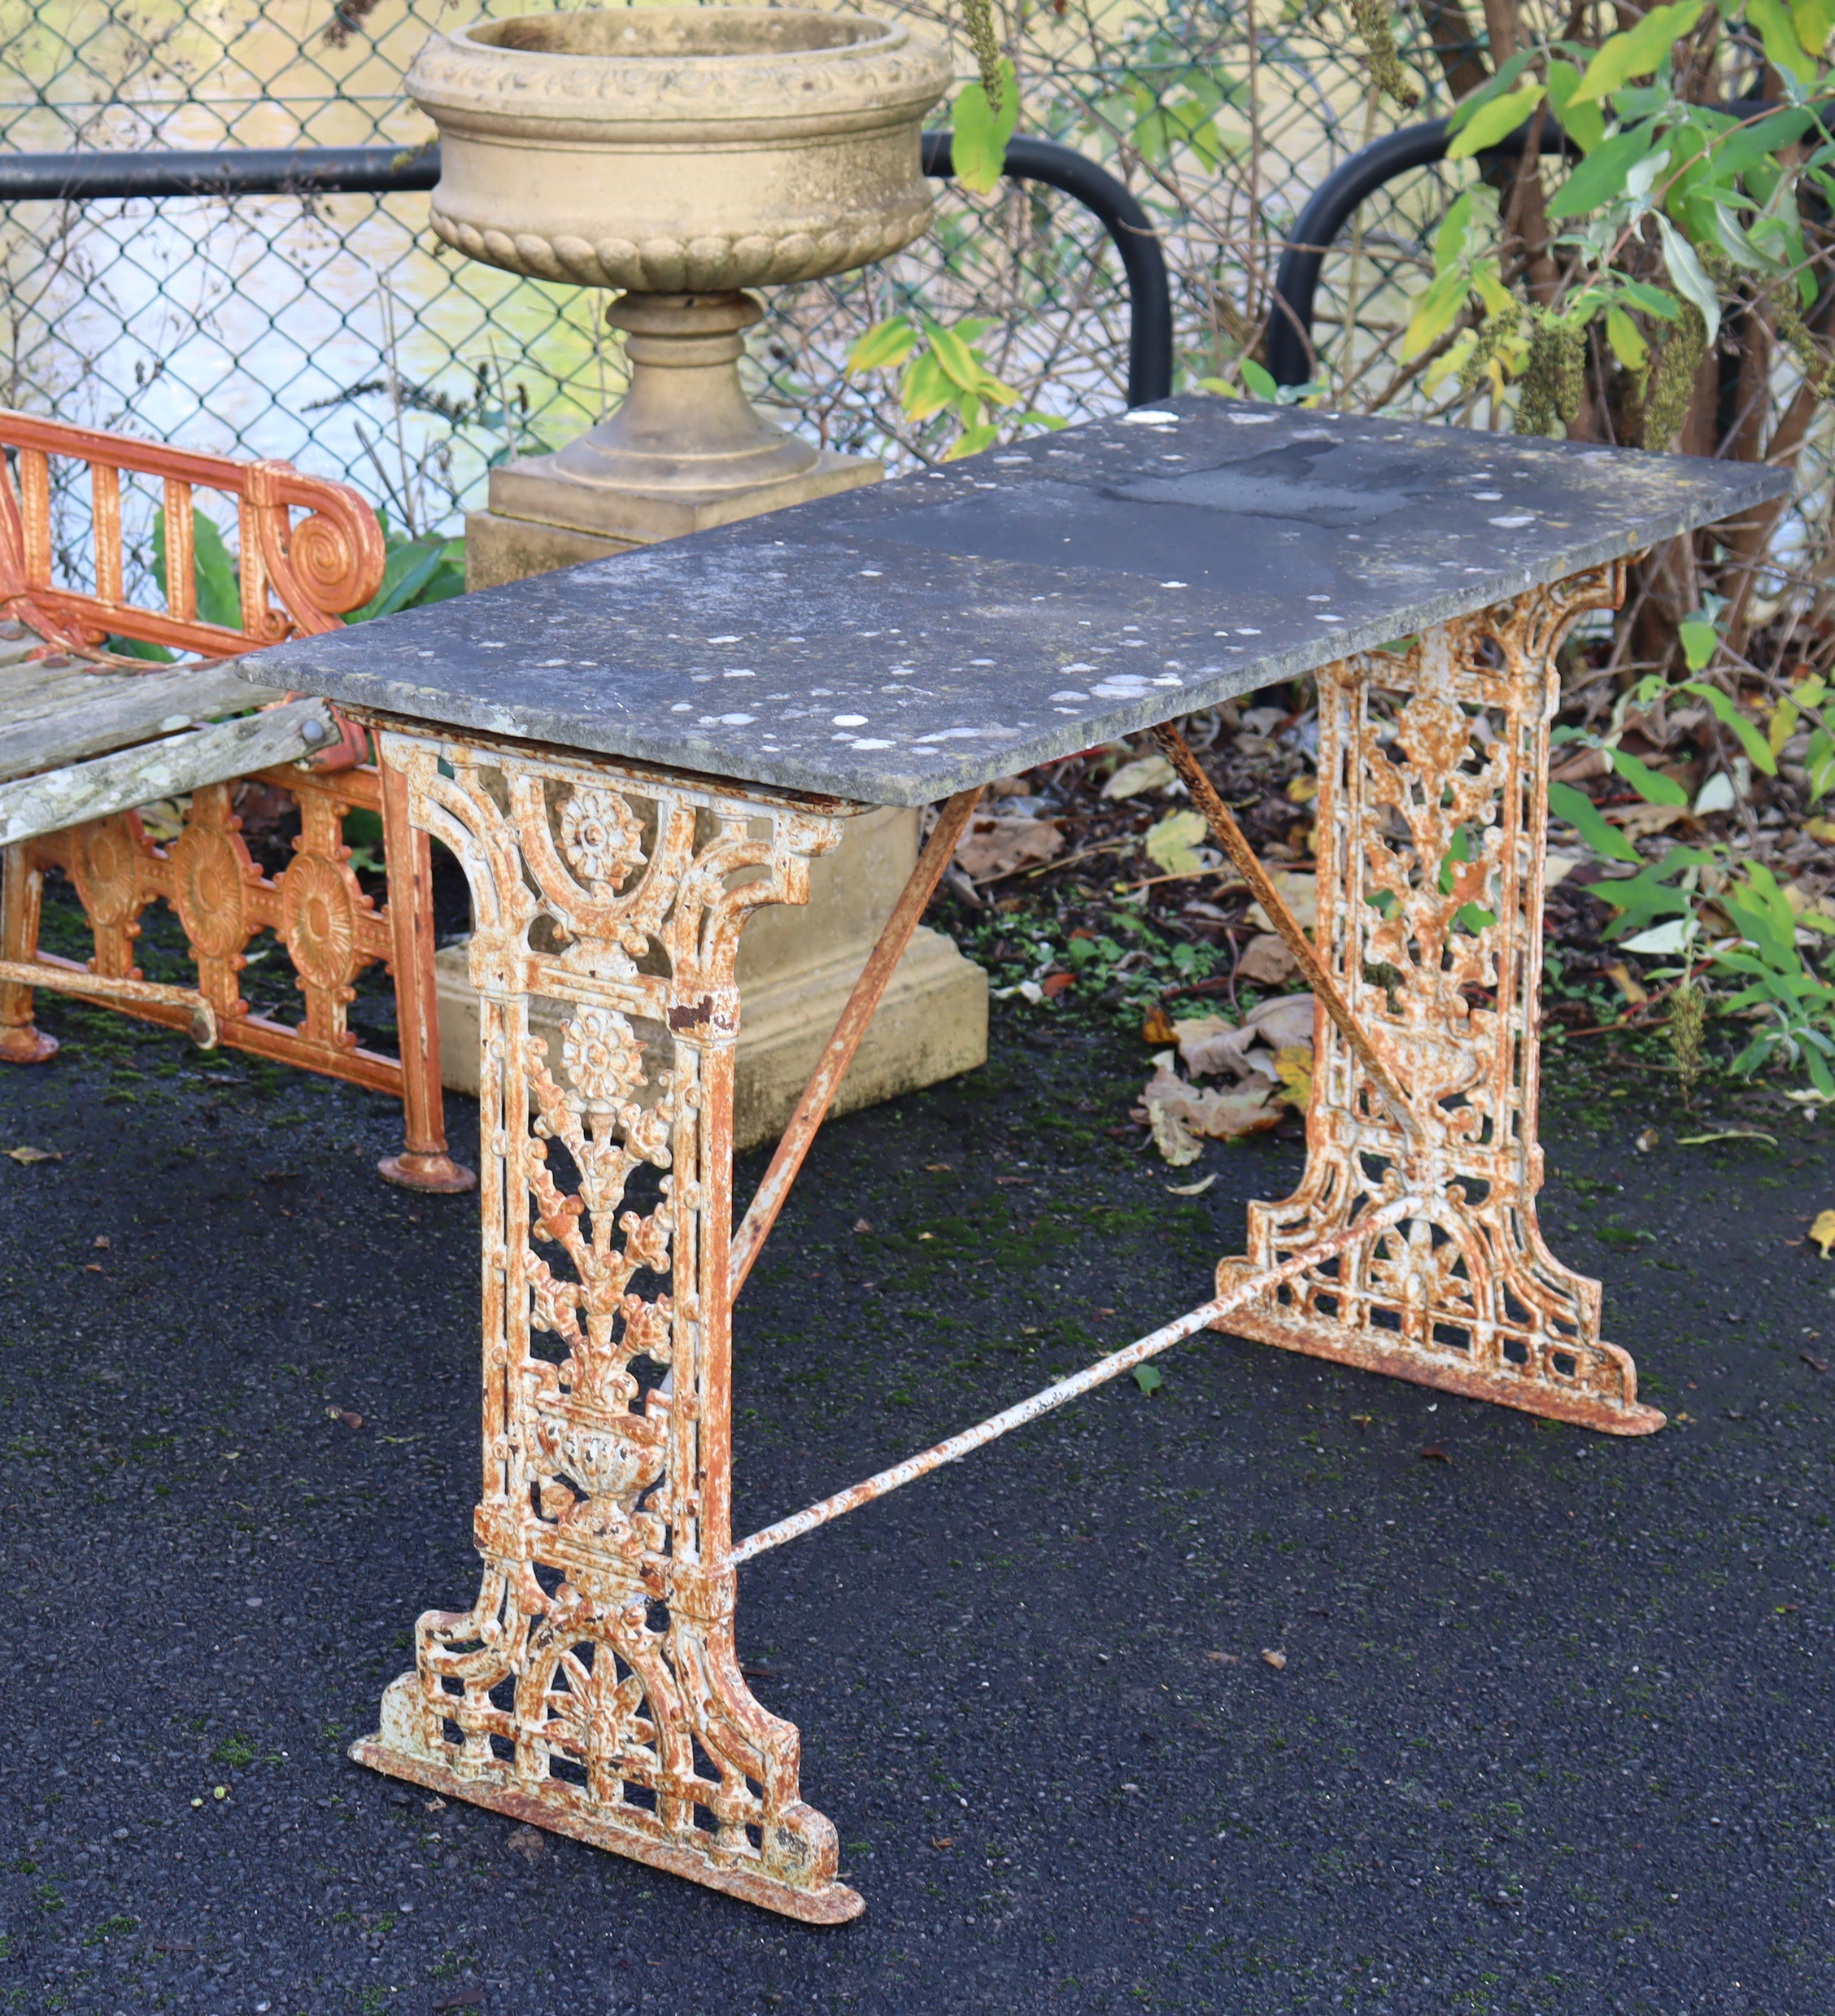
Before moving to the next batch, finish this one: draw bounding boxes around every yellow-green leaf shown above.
[1605,305,1649,368]
[1401,267,1471,360]
[900,349,957,422]
[1545,59,1606,153]
[1770,696,1801,755]
[1812,1207,1835,1258]
[1424,327,1479,392]
[1794,0,1835,54]
[1682,679,1779,776]
[1432,191,1473,276]
[926,322,986,395]
[1680,617,1719,670]
[1750,0,1819,80]
[1273,1044,1314,1108]
[942,421,1002,461]
[1447,83,1545,160]
[1144,809,1210,875]
[1571,0,1704,103]
[951,60,1018,195]
[847,317,918,373]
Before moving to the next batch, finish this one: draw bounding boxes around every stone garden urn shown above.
[403,7,986,1146]
[407,6,953,548]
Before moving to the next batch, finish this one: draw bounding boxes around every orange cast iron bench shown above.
[0,410,470,1192]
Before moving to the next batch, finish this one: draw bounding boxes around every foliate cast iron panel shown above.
[1217,566,1663,1435]
[351,728,865,1922]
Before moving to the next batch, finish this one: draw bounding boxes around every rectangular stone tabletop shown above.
[238,397,1787,808]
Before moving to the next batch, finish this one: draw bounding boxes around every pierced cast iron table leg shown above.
[349,724,867,1922]
[1201,564,1663,1436]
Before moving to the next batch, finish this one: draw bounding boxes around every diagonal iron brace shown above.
[729,786,984,1297]
[1151,722,1421,1149]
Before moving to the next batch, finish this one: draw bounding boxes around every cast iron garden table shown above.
[242,397,1781,1922]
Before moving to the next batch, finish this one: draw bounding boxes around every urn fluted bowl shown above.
[407,7,953,295]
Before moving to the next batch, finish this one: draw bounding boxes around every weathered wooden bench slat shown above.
[0,696,336,847]
[0,660,259,783]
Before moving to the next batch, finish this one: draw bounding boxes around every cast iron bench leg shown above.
[1212,564,1663,1436]
[348,724,864,1923]
[0,844,58,1063]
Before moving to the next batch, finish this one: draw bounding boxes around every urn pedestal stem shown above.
[545,293,820,500]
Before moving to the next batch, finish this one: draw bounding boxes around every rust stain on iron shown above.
[668,996,714,1032]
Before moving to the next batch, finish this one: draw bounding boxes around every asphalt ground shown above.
[2,924,1834,2015]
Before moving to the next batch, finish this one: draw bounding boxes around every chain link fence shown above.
[0,0,1482,552]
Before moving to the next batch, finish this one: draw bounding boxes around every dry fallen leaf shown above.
[852,1218,873,1233]
[1146,1097,1203,1167]
[1245,870,1318,932]
[423,1796,447,1812]
[1636,1126,1659,1152]
[1419,1443,1450,1463]
[1041,971,1076,998]
[325,1407,364,1430]
[1102,753,1176,800]
[1812,1210,1835,1260]
[1610,802,1689,840]
[4,1145,59,1165]
[931,1836,954,1849]
[1179,994,1315,1080]
[1140,1002,1178,1045]
[1236,932,1301,986]
[1544,851,1586,888]
[505,1825,546,1864]
[1261,1648,1287,1670]
[1602,961,1650,1007]
[1205,1651,1240,1665]
[954,814,1064,881]
[1166,1174,1217,1197]
[1802,1351,1828,1373]
[1273,1044,1314,1109]
[94,1234,110,1250]
[1140,1049,1285,1161]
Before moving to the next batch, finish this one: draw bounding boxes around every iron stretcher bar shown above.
[730,1191,1424,1565]
[0,955,219,1047]
[728,785,983,1296]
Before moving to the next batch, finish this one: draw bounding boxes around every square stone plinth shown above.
[486,447,881,547]
[465,512,637,591]
[448,495,989,1132]
[434,917,987,1152]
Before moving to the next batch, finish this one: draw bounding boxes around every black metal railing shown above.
[0,134,1175,411]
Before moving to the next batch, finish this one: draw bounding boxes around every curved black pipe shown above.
[922,130,1174,407]
[0,132,1175,410]
[1264,97,1824,387]
[1265,116,1576,386]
